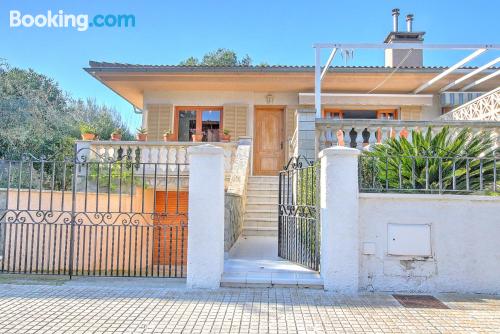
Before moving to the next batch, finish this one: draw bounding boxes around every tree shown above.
[0,66,71,159]
[360,127,499,194]
[0,62,131,160]
[71,98,133,141]
[179,48,253,66]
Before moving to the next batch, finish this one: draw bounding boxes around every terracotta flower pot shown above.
[163,134,176,142]
[220,134,231,142]
[111,133,122,141]
[136,133,147,141]
[81,133,96,141]
[192,133,203,142]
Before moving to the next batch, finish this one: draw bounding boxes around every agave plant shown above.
[361,127,499,194]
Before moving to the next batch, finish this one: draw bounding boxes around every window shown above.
[175,106,222,142]
[377,109,398,119]
[323,108,398,120]
[323,109,344,119]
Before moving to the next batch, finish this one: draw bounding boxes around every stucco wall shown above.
[143,90,299,138]
[359,193,500,294]
[144,91,443,122]
[421,94,442,120]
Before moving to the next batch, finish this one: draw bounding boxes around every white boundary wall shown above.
[359,193,500,294]
[320,146,500,294]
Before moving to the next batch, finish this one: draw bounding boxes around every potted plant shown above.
[136,127,148,141]
[163,130,176,142]
[220,129,231,142]
[111,128,123,141]
[80,123,97,141]
[192,131,203,142]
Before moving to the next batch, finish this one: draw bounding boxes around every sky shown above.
[1,0,499,130]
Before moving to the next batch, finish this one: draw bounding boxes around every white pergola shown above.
[314,43,500,118]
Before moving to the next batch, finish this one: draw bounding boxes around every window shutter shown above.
[223,104,248,139]
[400,106,422,120]
[146,104,173,141]
[285,107,297,140]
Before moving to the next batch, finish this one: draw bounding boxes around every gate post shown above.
[319,146,360,292]
[187,145,225,288]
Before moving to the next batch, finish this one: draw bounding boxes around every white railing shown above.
[440,87,500,121]
[316,119,500,151]
[76,141,238,175]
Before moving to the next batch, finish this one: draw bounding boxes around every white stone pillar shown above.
[187,145,225,289]
[319,146,360,292]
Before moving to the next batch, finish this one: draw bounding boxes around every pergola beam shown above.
[460,69,500,91]
[313,43,500,118]
[313,43,500,50]
[320,48,337,81]
[439,57,500,92]
[413,49,487,94]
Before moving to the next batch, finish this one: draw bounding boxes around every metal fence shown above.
[0,151,189,278]
[278,156,320,271]
[359,154,499,195]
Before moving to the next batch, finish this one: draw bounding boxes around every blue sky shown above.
[1,0,499,129]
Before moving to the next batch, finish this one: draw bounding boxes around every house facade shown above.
[85,62,498,175]
[85,13,499,175]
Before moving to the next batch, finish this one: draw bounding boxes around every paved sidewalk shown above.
[0,277,498,333]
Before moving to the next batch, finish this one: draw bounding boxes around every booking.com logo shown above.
[9,10,135,32]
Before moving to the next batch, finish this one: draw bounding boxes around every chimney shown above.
[392,8,400,32]
[406,14,414,32]
[384,10,425,67]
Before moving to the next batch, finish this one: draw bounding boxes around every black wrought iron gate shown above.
[278,156,320,271]
[0,151,188,278]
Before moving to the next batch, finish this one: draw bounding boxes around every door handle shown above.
[281,142,283,150]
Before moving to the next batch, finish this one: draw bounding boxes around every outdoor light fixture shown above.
[266,94,274,104]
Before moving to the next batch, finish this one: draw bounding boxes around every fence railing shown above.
[0,155,189,277]
[278,156,320,271]
[316,119,500,151]
[359,154,499,195]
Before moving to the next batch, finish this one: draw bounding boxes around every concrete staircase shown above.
[243,176,279,236]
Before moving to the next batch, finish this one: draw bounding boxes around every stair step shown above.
[243,220,277,229]
[245,209,278,214]
[248,177,279,185]
[221,272,323,289]
[246,190,278,197]
[244,218,278,224]
[247,194,279,199]
[244,212,278,220]
[246,204,277,212]
[242,226,278,237]
[247,198,279,205]
[247,184,279,191]
[243,176,280,235]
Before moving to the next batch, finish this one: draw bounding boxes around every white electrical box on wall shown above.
[387,223,431,257]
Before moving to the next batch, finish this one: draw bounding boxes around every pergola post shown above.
[315,47,322,119]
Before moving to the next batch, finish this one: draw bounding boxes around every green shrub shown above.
[361,127,499,194]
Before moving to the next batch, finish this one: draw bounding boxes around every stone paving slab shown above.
[0,278,498,333]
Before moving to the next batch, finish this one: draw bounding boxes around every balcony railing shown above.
[76,141,238,176]
[316,119,500,151]
[440,87,500,121]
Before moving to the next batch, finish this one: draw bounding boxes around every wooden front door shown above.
[253,108,284,175]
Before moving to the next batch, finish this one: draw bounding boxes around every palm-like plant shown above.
[361,127,499,194]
